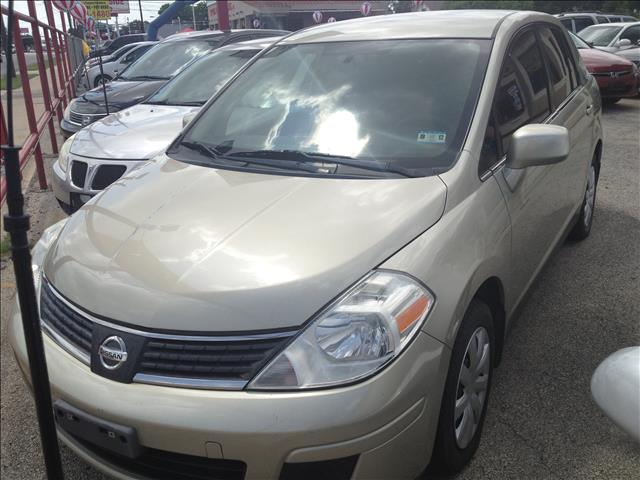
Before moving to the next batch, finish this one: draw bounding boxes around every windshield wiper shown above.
[227,150,416,178]
[180,142,331,174]
[125,75,170,81]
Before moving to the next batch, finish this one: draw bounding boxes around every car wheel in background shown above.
[569,153,599,241]
[94,75,112,88]
[430,299,494,475]
[602,97,621,105]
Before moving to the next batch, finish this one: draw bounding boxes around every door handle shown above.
[586,104,594,115]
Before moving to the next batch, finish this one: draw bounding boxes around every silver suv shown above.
[10,10,603,480]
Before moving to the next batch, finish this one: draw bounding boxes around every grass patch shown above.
[0,72,38,90]
[0,234,11,256]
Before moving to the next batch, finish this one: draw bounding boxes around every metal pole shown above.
[138,0,144,33]
[192,5,196,30]
[1,2,65,479]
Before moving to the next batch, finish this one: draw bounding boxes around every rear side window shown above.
[494,29,550,153]
[560,19,574,32]
[573,17,594,32]
[596,16,610,24]
[538,27,574,108]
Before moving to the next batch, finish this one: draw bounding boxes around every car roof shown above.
[280,10,522,44]
[582,21,638,27]
[163,29,288,43]
[555,12,603,17]
[216,36,284,51]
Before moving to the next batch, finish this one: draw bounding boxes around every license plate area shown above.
[54,400,142,458]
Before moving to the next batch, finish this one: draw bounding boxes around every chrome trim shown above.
[45,279,297,341]
[133,373,248,391]
[41,319,91,366]
[480,156,507,182]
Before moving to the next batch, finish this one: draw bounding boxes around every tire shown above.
[431,299,494,475]
[568,154,599,241]
[603,97,621,105]
[94,75,111,88]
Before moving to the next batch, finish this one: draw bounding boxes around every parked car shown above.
[578,21,640,53]
[61,29,289,138]
[604,14,638,23]
[86,42,139,68]
[570,32,639,102]
[555,12,611,33]
[53,37,282,214]
[11,10,603,480]
[88,33,146,58]
[85,41,157,88]
[591,347,640,442]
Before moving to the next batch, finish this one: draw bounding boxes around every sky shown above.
[1,1,175,32]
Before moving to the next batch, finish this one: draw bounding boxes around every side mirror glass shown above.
[616,38,632,48]
[506,124,570,170]
[182,111,198,128]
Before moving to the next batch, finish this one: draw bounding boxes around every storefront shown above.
[206,1,393,31]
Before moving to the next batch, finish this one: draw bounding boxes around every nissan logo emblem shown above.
[98,336,128,370]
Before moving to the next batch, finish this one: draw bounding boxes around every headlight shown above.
[58,135,75,172]
[248,270,435,390]
[31,219,68,294]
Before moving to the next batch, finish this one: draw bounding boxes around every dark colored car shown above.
[89,34,146,58]
[570,32,638,103]
[62,29,289,138]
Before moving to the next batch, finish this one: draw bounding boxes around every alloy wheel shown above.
[454,326,490,449]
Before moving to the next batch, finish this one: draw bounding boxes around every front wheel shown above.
[602,97,621,105]
[94,75,111,88]
[430,299,494,475]
[569,156,598,241]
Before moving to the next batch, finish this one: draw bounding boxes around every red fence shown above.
[1,1,77,204]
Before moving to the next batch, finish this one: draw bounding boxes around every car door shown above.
[489,27,574,306]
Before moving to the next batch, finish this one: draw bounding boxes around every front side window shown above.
[119,39,219,81]
[560,19,574,31]
[620,25,640,44]
[494,29,550,154]
[596,16,610,24]
[579,25,623,46]
[175,39,491,178]
[148,49,259,106]
[538,27,573,108]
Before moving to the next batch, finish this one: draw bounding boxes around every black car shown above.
[62,29,289,138]
[89,34,146,58]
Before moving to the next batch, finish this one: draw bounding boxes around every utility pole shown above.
[138,0,145,33]
[191,4,196,30]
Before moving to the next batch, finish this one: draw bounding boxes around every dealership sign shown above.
[85,0,130,19]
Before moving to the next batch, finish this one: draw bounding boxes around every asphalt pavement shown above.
[1,99,638,479]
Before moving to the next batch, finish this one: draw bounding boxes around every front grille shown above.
[40,281,294,388]
[591,70,632,77]
[41,281,92,356]
[279,456,359,480]
[91,164,127,190]
[72,434,247,480]
[69,110,106,126]
[71,161,88,188]
[140,337,288,381]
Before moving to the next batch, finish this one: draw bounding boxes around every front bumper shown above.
[52,155,145,214]
[9,299,450,480]
[595,73,638,98]
[60,118,82,139]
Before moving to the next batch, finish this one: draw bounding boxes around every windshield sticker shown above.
[417,131,447,144]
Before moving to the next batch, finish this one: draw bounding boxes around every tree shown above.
[157,1,209,29]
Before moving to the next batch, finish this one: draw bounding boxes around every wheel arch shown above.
[472,277,506,366]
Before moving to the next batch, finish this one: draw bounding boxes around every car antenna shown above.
[1,1,65,478]
[96,28,110,114]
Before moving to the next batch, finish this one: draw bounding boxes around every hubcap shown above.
[454,327,490,449]
[584,166,596,228]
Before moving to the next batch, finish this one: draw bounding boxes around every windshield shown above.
[569,32,590,49]
[147,48,259,106]
[579,25,623,46]
[175,39,490,178]
[119,39,219,81]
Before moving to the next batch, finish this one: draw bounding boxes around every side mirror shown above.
[506,124,570,169]
[615,38,632,48]
[182,111,198,128]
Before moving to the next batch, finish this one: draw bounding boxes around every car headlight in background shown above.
[57,135,75,172]
[248,270,435,390]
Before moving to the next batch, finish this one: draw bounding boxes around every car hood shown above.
[70,104,198,160]
[579,47,635,71]
[44,155,447,332]
[73,80,167,112]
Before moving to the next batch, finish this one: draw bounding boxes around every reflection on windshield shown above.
[120,40,218,81]
[580,26,623,46]
[180,39,491,177]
